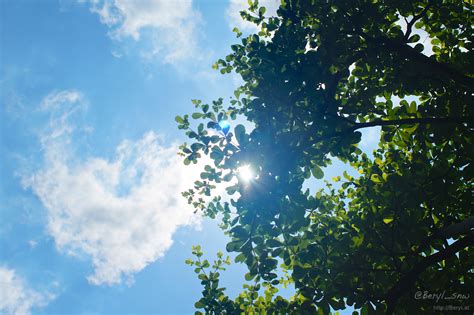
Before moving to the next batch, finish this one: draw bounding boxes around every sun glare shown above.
[237,165,254,183]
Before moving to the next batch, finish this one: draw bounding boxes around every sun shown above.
[237,165,254,183]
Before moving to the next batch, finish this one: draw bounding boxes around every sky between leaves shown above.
[0,1,378,314]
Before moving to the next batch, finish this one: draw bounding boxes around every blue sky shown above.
[0,1,379,314]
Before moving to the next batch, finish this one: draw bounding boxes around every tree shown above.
[177,0,473,313]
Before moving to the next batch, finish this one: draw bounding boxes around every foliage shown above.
[177,0,473,313]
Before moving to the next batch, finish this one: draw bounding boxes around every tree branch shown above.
[407,215,474,262]
[403,3,432,42]
[310,116,472,145]
[438,216,474,238]
[352,116,473,130]
[352,20,474,89]
[346,2,472,89]
[371,37,474,89]
[385,233,474,314]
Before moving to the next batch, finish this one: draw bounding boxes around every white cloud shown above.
[84,0,202,64]
[359,126,381,152]
[3,90,27,119]
[0,266,55,315]
[226,0,280,32]
[28,240,38,249]
[39,89,83,111]
[22,90,202,285]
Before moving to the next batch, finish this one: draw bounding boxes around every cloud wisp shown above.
[23,90,202,285]
[84,0,202,65]
[0,266,55,315]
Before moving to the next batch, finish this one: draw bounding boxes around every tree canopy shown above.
[176,0,473,313]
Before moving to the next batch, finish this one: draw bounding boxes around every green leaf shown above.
[175,115,184,124]
[230,226,248,238]
[234,124,246,144]
[383,216,394,224]
[404,124,418,134]
[245,272,255,281]
[352,235,364,246]
[360,304,370,315]
[235,253,246,263]
[226,239,246,252]
[266,238,282,247]
[370,174,382,183]
[226,184,239,195]
[408,34,420,43]
[311,165,324,179]
[414,43,424,52]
